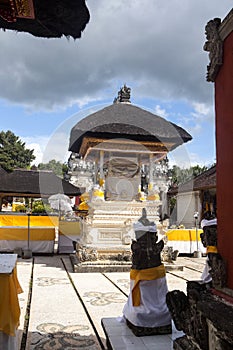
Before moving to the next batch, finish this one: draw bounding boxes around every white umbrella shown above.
[48,193,73,214]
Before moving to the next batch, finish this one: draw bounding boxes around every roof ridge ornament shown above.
[113,84,131,103]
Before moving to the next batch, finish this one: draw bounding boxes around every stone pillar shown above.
[148,154,153,188]
[99,150,104,185]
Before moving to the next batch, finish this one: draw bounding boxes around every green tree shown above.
[0,130,35,171]
[169,164,208,186]
[37,159,68,177]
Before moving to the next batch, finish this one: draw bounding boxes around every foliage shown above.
[37,159,68,177]
[32,200,53,214]
[0,130,35,171]
[14,204,26,212]
[169,164,209,186]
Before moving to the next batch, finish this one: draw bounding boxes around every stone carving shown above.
[167,279,233,349]
[209,253,227,288]
[76,243,98,262]
[114,84,131,103]
[200,224,217,247]
[161,246,179,263]
[166,281,209,350]
[131,208,164,270]
[203,17,223,82]
[200,225,227,288]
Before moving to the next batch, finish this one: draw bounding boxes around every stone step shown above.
[70,254,184,273]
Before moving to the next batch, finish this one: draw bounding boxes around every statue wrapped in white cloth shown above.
[122,208,172,336]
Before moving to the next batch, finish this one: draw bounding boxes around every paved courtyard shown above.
[16,255,206,350]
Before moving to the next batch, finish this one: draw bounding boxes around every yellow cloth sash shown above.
[130,265,166,306]
[0,267,23,336]
[207,246,218,253]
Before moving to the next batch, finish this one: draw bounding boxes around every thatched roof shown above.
[69,102,192,155]
[0,168,82,197]
[0,0,90,39]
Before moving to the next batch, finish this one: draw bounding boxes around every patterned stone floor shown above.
[15,255,206,350]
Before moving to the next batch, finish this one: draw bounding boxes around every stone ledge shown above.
[70,254,183,273]
[101,317,183,350]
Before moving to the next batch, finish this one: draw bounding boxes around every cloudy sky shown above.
[0,1,232,168]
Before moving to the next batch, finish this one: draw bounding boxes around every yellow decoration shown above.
[59,221,81,236]
[0,228,55,241]
[0,267,23,336]
[99,178,105,187]
[93,189,104,198]
[80,192,90,202]
[78,202,89,211]
[166,229,203,241]
[0,215,58,228]
[147,193,160,201]
[207,246,218,253]
[148,183,153,191]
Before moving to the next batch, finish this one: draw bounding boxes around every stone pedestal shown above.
[81,200,164,255]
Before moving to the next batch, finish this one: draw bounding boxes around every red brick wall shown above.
[215,31,233,289]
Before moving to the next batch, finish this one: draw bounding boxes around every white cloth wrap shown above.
[0,331,17,350]
[201,218,217,228]
[200,217,217,283]
[123,277,171,327]
[133,221,157,232]
[201,258,212,283]
[133,221,157,239]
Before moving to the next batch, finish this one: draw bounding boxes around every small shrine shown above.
[67,85,192,260]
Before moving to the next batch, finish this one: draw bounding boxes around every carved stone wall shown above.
[166,281,233,349]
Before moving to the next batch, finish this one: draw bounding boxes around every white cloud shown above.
[22,134,70,165]
[0,1,231,111]
[154,105,168,118]
[22,136,49,165]
[192,102,210,116]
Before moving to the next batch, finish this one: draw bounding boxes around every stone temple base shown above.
[69,250,184,273]
[70,254,131,273]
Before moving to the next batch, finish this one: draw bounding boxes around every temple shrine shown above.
[67,86,192,259]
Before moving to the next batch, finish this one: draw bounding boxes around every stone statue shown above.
[200,221,226,288]
[131,208,164,270]
[122,208,171,336]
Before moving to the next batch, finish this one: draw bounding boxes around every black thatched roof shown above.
[0,0,90,39]
[69,102,192,154]
[0,168,82,197]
